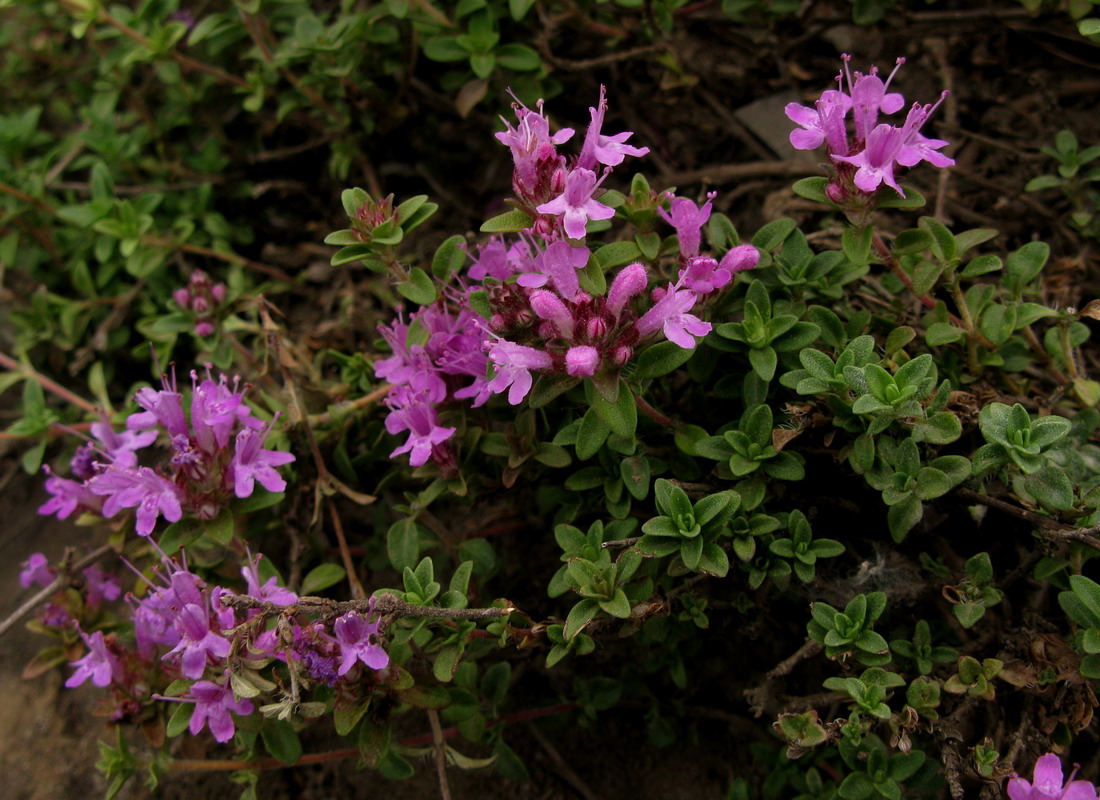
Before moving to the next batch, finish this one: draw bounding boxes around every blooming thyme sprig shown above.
[38,366,296,537]
[368,88,760,467]
[785,54,954,218]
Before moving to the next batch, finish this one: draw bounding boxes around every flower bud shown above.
[565,346,600,377]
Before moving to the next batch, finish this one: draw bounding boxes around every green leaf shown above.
[576,407,611,461]
[1070,575,1100,624]
[495,43,541,71]
[387,518,421,572]
[204,510,235,546]
[591,379,637,439]
[262,721,302,765]
[595,241,642,269]
[564,598,600,640]
[396,267,437,305]
[887,495,923,542]
[166,700,194,738]
[748,346,777,382]
[619,455,650,501]
[752,218,796,251]
[480,209,532,233]
[1023,466,1075,511]
[599,588,631,619]
[431,234,467,279]
[926,322,965,346]
[433,645,463,682]
[633,341,693,379]
[792,177,829,204]
[300,564,346,596]
[697,543,729,578]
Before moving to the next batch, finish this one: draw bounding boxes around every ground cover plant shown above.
[2,1,1100,799]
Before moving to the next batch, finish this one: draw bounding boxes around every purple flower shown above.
[191,373,262,454]
[1007,753,1097,800]
[229,421,296,498]
[291,622,341,685]
[38,465,102,520]
[606,263,649,318]
[384,386,456,467]
[844,55,906,143]
[83,564,121,607]
[834,123,907,196]
[88,465,184,536]
[241,554,298,606]
[65,629,122,689]
[188,679,253,743]
[530,289,575,340]
[659,194,716,259]
[163,602,232,679]
[895,95,955,170]
[785,89,852,155]
[332,608,389,675]
[486,340,553,405]
[536,168,616,240]
[20,553,54,589]
[577,85,649,171]
[495,98,574,198]
[636,285,712,349]
[518,240,591,300]
[565,346,600,377]
[89,419,158,470]
[127,371,188,439]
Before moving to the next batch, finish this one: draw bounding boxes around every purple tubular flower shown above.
[88,466,184,536]
[520,240,590,300]
[720,244,760,276]
[38,465,103,520]
[384,386,456,467]
[229,420,296,498]
[83,564,121,607]
[785,89,853,156]
[495,98,574,197]
[536,168,615,240]
[636,285,712,349]
[577,85,650,170]
[658,193,715,259]
[529,289,575,340]
[65,629,122,688]
[89,419,157,469]
[188,679,253,743]
[20,553,54,589]
[164,602,232,679]
[834,123,907,196]
[678,257,730,295]
[332,609,389,675]
[487,341,553,405]
[844,55,906,143]
[565,346,601,377]
[241,554,298,606]
[606,263,649,318]
[1007,753,1098,800]
[127,372,188,439]
[895,94,955,170]
[191,373,262,454]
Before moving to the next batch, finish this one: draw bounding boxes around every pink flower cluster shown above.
[173,269,227,337]
[53,550,389,744]
[38,368,295,537]
[785,55,954,201]
[375,89,758,468]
